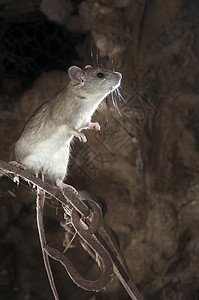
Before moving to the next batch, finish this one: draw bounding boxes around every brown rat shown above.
[14,65,122,189]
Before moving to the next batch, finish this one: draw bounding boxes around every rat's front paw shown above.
[78,132,87,143]
[86,121,101,131]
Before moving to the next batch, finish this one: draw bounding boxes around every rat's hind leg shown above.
[53,144,78,194]
[56,178,78,195]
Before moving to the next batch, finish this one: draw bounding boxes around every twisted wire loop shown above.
[0,160,143,300]
[45,200,113,291]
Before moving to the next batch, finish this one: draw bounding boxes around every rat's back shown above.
[14,90,72,181]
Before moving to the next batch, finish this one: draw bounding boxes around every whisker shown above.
[112,59,115,72]
[96,48,99,68]
[117,88,126,102]
[111,91,123,117]
[103,99,109,123]
[115,89,121,102]
[111,92,116,107]
[121,80,131,86]
[120,86,129,96]
[115,87,122,102]
[90,40,96,67]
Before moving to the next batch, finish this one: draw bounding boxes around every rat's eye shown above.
[97,72,104,78]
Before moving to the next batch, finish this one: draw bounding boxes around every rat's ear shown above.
[68,66,86,85]
[85,65,92,69]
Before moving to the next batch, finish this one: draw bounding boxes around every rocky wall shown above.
[0,0,199,299]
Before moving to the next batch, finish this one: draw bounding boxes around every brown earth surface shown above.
[0,0,199,299]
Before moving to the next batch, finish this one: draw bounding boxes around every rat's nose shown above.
[115,72,122,80]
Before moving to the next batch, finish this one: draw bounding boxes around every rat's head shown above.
[68,65,122,101]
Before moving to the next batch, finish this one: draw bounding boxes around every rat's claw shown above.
[78,132,87,143]
[73,130,87,143]
[56,179,78,195]
[63,185,78,196]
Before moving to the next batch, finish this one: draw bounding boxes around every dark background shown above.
[0,0,199,299]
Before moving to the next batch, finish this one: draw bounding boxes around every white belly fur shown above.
[23,126,73,181]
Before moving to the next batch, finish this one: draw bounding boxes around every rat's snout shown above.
[115,72,122,80]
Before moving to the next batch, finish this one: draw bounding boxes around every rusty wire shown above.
[0,160,143,300]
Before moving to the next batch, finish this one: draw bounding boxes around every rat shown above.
[13,64,122,300]
[14,65,122,190]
